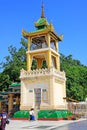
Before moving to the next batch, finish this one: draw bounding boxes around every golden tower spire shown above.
[41,2,45,18]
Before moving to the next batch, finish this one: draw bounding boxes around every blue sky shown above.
[0,0,87,67]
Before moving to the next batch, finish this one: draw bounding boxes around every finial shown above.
[41,2,45,18]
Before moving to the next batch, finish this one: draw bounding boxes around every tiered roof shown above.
[22,3,63,41]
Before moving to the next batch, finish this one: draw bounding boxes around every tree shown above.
[0,38,27,90]
[0,72,11,91]
[60,54,87,101]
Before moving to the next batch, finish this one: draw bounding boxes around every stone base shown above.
[20,106,32,110]
[40,104,67,110]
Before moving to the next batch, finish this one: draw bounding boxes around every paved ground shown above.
[6,118,85,130]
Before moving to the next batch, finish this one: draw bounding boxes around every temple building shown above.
[20,4,67,111]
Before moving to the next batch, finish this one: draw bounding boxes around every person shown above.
[0,113,2,130]
[0,109,8,130]
[29,108,35,121]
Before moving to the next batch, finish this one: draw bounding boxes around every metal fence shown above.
[67,102,87,118]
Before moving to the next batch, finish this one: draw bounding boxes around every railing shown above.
[67,102,87,118]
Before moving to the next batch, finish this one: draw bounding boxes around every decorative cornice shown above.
[22,27,62,41]
[20,67,66,81]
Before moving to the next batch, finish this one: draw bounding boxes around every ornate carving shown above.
[20,67,65,80]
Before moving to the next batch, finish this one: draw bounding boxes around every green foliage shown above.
[41,60,48,69]
[0,38,27,90]
[31,60,48,70]
[31,59,37,70]
[60,54,87,101]
[0,72,11,91]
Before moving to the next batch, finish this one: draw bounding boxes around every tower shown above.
[20,4,67,111]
